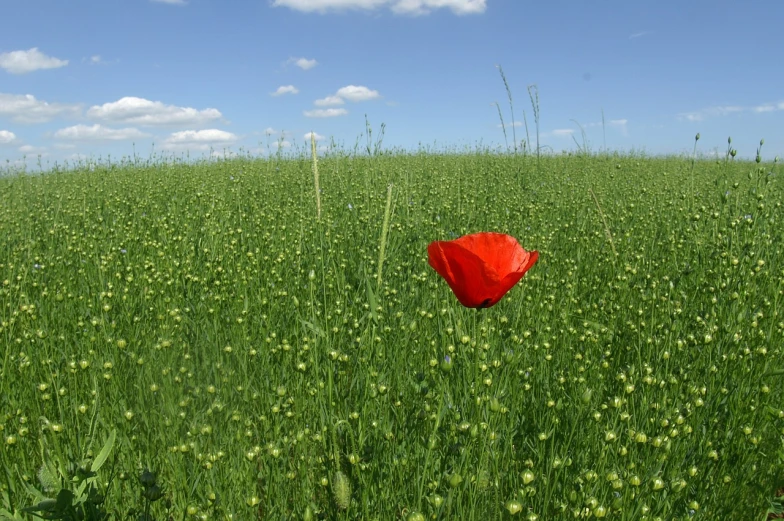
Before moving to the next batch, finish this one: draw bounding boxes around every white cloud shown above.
[629,31,652,39]
[271,85,299,96]
[264,127,278,135]
[304,131,325,141]
[550,129,575,137]
[335,85,380,102]
[294,57,317,70]
[315,95,345,106]
[753,101,784,113]
[87,97,222,127]
[674,102,784,122]
[162,129,239,151]
[0,48,68,74]
[272,139,292,149]
[18,144,47,155]
[0,93,81,124]
[272,0,486,15]
[609,119,628,136]
[310,85,380,109]
[54,124,150,141]
[0,130,17,144]
[304,108,348,118]
[89,55,103,64]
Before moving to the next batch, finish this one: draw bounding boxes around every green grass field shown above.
[1,146,783,520]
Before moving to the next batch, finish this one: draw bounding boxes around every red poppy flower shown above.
[428,232,538,308]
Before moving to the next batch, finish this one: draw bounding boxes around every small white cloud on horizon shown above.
[753,101,784,113]
[304,131,325,141]
[629,31,652,39]
[54,124,150,141]
[304,108,348,118]
[264,127,278,135]
[18,144,47,155]
[271,0,487,16]
[87,97,222,127]
[676,102,778,122]
[315,95,345,106]
[0,48,68,74]
[0,130,17,144]
[162,129,239,151]
[609,119,628,136]
[271,85,299,96]
[0,93,82,124]
[550,129,575,137]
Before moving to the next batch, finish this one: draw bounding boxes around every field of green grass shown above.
[1,145,783,520]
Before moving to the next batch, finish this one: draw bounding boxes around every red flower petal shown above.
[428,232,538,308]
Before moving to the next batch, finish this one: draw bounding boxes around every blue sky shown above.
[1,0,782,168]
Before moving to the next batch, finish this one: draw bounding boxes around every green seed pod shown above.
[332,471,351,510]
[440,355,453,373]
[695,133,700,141]
[448,473,463,488]
[303,505,314,521]
[522,470,535,485]
[407,512,426,521]
[505,500,523,515]
[730,149,737,158]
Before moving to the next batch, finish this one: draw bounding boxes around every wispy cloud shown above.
[54,124,150,141]
[315,95,345,107]
[0,48,68,74]
[272,0,487,16]
[271,85,299,96]
[304,108,348,118]
[550,129,575,137]
[677,102,782,122]
[161,129,239,151]
[629,31,652,39]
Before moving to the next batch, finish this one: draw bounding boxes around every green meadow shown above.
[1,143,783,520]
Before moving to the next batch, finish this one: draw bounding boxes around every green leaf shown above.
[90,429,116,473]
[0,508,25,520]
[762,368,784,378]
[299,318,325,338]
[54,489,75,511]
[21,498,57,514]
